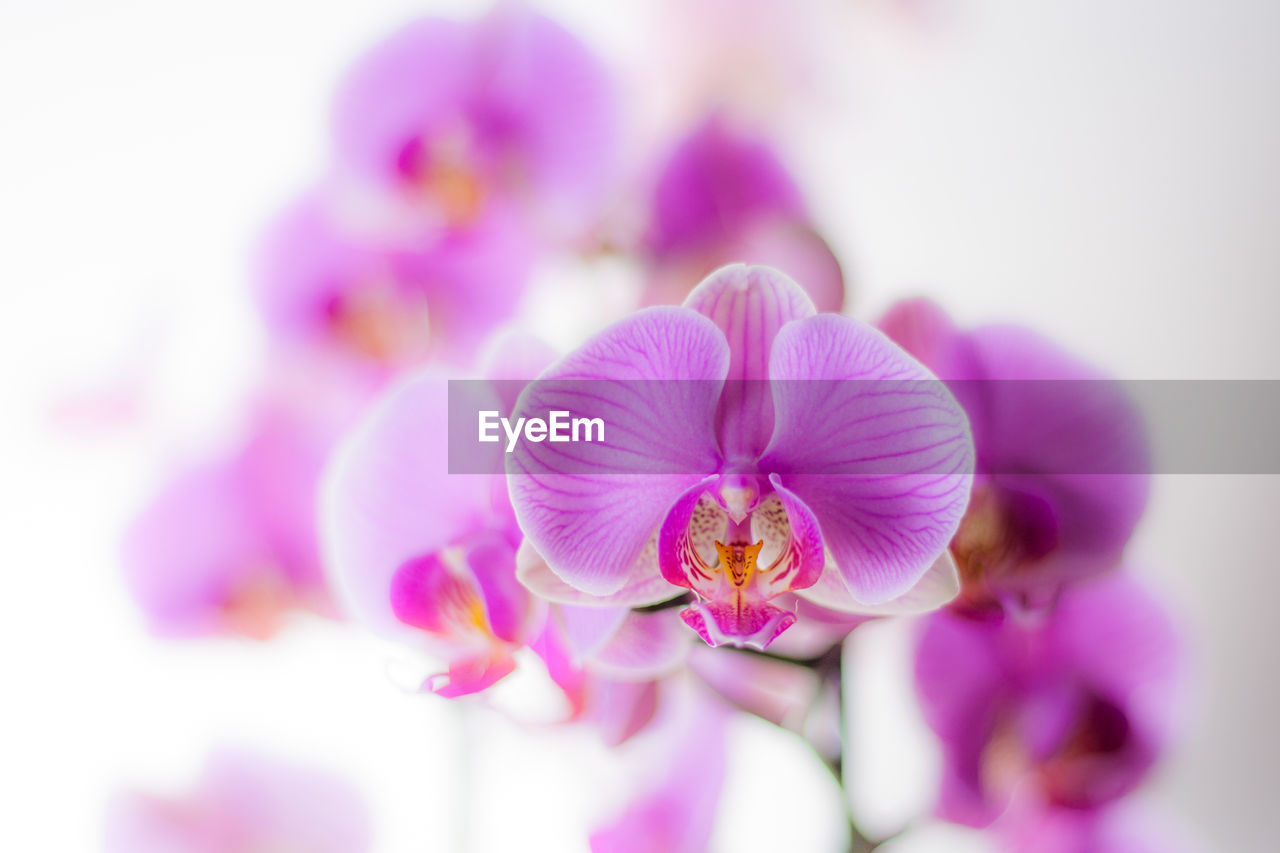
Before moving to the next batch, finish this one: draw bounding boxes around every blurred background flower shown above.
[104,748,372,853]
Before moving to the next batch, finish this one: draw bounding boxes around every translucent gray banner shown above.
[446,379,1280,475]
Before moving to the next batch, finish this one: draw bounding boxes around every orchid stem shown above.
[718,641,884,849]
[827,642,878,852]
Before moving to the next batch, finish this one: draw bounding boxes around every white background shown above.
[3,0,1278,850]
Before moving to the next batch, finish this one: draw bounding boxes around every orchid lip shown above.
[660,486,816,649]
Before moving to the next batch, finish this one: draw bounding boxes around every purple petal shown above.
[796,550,960,615]
[645,116,807,260]
[122,458,269,638]
[388,533,531,648]
[554,604,631,663]
[642,119,844,310]
[998,800,1190,853]
[590,686,728,853]
[681,598,796,651]
[390,552,482,635]
[586,610,693,681]
[914,571,1184,824]
[959,325,1150,596]
[233,396,339,594]
[122,389,343,639]
[585,678,662,748]
[720,218,845,314]
[466,6,619,234]
[331,18,473,187]
[1049,572,1184,751]
[767,474,827,591]
[427,652,519,698]
[684,264,816,462]
[657,478,819,649]
[881,301,1150,603]
[657,478,724,591]
[322,373,497,638]
[876,298,980,380]
[255,192,536,366]
[331,10,616,237]
[387,202,539,360]
[465,533,534,643]
[515,541,678,608]
[761,313,974,604]
[532,616,662,745]
[689,644,821,730]
[506,308,728,596]
[913,611,1008,826]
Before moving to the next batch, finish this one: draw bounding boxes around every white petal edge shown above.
[515,539,680,608]
[796,550,960,616]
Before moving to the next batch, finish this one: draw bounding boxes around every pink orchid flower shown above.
[322,368,540,696]
[507,264,974,650]
[914,572,1183,827]
[322,336,692,698]
[641,115,845,311]
[880,298,1150,614]
[330,5,618,243]
[254,192,537,370]
[122,381,357,639]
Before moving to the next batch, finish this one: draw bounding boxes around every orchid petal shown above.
[681,598,796,651]
[961,325,1150,593]
[883,302,1150,601]
[322,373,494,638]
[477,328,557,384]
[689,645,821,731]
[469,6,619,232]
[589,679,661,748]
[876,297,978,380]
[685,264,815,462]
[506,308,728,596]
[725,219,845,314]
[796,550,960,616]
[331,19,473,186]
[914,571,1183,825]
[761,313,973,604]
[1051,572,1184,747]
[122,459,265,638]
[590,685,727,853]
[657,479,723,592]
[645,116,807,259]
[764,475,826,591]
[390,552,484,636]
[659,480,814,649]
[586,611,692,681]
[554,604,631,663]
[913,612,1007,826]
[427,652,518,699]
[514,540,678,608]
[464,534,534,643]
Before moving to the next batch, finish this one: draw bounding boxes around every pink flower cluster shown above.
[118,5,1186,851]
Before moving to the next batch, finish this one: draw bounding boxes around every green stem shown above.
[724,640,883,851]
